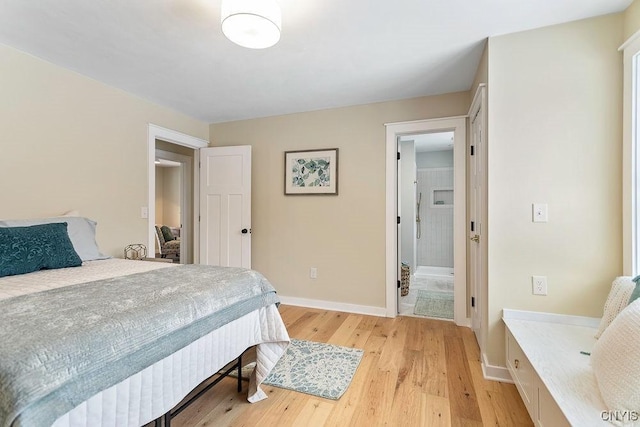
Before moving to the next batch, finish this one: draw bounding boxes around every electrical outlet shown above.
[532,276,547,295]
[140,207,148,219]
[310,267,317,279]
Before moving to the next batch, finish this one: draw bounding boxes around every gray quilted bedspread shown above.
[0,265,280,427]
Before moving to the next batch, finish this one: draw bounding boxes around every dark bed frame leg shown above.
[237,354,242,392]
[153,354,244,425]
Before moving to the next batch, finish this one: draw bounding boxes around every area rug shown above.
[238,339,364,400]
[414,290,454,319]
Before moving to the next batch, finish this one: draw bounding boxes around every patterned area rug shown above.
[241,339,363,400]
[414,290,454,319]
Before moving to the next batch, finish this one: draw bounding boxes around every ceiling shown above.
[0,0,631,124]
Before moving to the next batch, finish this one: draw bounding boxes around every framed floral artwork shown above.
[284,148,338,195]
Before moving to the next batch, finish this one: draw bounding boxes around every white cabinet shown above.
[537,382,570,427]
[506,327,570,427]
[506,329,536,420]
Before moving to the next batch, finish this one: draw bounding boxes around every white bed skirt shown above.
[52,304,289,427]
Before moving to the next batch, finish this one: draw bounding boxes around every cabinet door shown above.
[536,378,569,427]
[506,329,535,421]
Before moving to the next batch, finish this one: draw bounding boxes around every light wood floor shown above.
[171,305,533,427]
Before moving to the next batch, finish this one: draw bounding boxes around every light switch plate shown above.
[532,203,548,223]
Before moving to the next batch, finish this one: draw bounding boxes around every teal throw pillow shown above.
[160,225,175,242]
[0,223,82,277]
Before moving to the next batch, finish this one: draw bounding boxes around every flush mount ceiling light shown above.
[221,0,281,49]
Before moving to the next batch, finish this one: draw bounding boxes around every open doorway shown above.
[398,132,455,319]
[146,124,208,264]
[154,150,191,263]
[385,117,467,326]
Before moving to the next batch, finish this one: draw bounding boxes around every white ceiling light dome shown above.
[221,0,281,49]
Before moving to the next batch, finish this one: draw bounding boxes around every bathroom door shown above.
[396,137,402,314]
[469,87,485,345]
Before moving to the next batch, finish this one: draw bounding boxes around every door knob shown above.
[241,228,248,234]
[470,234,480,243]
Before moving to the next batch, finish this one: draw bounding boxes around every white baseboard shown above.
[456,317,471,328]
[278,296,388,317]
[481,352,513,383]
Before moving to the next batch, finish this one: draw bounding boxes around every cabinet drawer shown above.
[506,329,535,420]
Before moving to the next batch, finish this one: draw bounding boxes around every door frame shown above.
[147,124,207,262]
[385,116,468,326]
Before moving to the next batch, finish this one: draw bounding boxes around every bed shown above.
[0,217,290,427]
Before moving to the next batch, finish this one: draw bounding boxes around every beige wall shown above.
[0,43,209,257]
[162,167,181,228]
[210,92,470,308]
[486,14,623,365]
[471,41,488,98]
[624,0,640,41]
[155,167,165,225]
[155,166,181,228]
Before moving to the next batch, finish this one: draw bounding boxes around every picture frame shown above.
[284,148,339,195]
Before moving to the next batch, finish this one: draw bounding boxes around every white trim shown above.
[278,296,389,317]
[147,124,208,262]
[481,353,513,383]
[148,124,208,149]
[457,316,471,328]
[622,35,640,275]
[619,28,640,52]
[385,117,468,326]
[385,115,468,127]
[503,309,600,328]
[469,83,487,112]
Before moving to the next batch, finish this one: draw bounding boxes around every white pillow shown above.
[595,277,635,339]
[591,298,640,423]
[0,216,109,261]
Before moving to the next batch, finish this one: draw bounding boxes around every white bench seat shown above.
[503,309,608,426]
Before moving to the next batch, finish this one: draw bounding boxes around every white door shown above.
[469,92,484,342]
[199,146,251,268]
[396,138,402,314]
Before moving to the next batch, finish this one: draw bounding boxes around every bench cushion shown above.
[595,277,635,339]
[592,298,640,421]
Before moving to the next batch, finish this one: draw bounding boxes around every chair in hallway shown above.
[155,225,180,261]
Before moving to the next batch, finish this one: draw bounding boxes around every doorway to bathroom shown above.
[398,132,455,319]
[385,116,466,326]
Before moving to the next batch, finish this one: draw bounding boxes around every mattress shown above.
[0,258,176,300]
[0,259,289,427]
